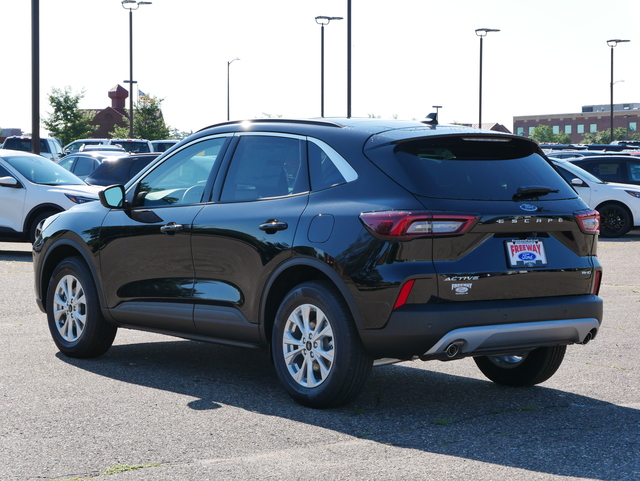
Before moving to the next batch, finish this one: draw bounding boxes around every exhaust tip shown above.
[581,329,597,345]
[445,342,462,358]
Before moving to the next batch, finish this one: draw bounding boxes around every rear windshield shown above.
[365,136,577,201]
[111,141,151,153]
[3,138,51,153]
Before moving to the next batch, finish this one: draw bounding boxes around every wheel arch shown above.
[38,238,107,318]
[23,203,64,237]
[595,199,633,222]
[260,257,363,346]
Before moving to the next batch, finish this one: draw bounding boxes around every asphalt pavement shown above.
[0,234,638,481]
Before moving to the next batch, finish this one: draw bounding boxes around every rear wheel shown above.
[598,203,631,238]
[272,281,372,408]
[473,345,566,387]
[46,257,116,358]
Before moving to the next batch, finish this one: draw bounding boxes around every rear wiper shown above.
[513,185,559,200]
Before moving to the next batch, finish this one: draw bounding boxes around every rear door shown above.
[191,134,309,342]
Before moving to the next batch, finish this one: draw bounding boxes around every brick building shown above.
[513,103,640,143]
[83,84,130,138]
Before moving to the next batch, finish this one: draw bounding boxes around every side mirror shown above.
[99,185,125,209]
[0,176,21,188]
[571,178,586,187]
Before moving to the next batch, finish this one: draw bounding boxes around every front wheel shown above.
[474,345,567,387]
[271,281,372,408]
[46,257,117,358]
[598,203,631,238]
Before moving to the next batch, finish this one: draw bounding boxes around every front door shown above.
[99,137,229,333]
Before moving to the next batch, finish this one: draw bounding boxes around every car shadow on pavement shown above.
[57,338,639,481]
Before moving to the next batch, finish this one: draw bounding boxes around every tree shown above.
[43,87,97,146]
[580,127,635,144]
[110,95,171,140]
[529,124,572,144]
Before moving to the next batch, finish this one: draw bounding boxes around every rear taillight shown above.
[575,210,600,234]
[360,211,479,239]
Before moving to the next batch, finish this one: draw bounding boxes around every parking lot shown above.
[1,235,638,481]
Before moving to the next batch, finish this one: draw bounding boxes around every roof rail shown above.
[197,118,345,132]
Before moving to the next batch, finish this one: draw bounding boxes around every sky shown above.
[1,0,638,137]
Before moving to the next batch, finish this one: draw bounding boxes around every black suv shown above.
[33,118,603,408]
[84,152,161,186]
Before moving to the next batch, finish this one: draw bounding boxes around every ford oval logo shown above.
[519,204,538,212]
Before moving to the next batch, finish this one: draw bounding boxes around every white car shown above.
[553,159,640,237]
[62,138,110,155]
[0,150,102,243]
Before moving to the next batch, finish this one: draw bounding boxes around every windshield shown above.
[365,136,577,201]
[4,155,85,185]
[555,161,604,184]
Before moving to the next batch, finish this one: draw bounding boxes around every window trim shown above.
[230,131,358,184]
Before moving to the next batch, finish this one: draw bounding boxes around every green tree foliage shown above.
[43,87,97,146]
[580,127,639,144]
[529,124,572,144]
[111,95,172,140]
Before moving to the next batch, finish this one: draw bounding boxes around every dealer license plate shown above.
[505,239,547,267]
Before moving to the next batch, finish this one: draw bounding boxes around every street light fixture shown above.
[607,39,630,143]
[315,15,343,117]
[227,58,240,121]
[122,0,152,139]
[475,28,500,129]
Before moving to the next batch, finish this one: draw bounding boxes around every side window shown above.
[40,140,51,153]
[0,165,12,177]
[134,137,226,207]
[589,162,622,182]
[308,141,357,191]
[74,157,96,177]
[629,163,640,182]
[220,136,306,202]
[58,156,77,171]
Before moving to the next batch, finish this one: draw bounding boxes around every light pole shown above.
[347,0,351,118]
[227,58,240,121]
[607,39,630,143]
[315,16,343,117]
[122,0,152,139]
[475,28,499,129]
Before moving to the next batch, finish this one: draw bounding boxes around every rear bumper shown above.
[358,294,602,359]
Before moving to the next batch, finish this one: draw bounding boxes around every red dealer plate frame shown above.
[505,239,548,267]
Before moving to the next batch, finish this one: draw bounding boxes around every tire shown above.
[46,257,117,358]
[474,345,567,387]
[598,203,631,238]
[29,211,57,244]
[271,281,372,408]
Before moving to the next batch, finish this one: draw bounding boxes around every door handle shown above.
[160,222,184,235]
[259,219,288,233]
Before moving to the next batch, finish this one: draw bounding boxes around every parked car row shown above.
[56,151,160,183]
[0,136,178,160]
[63,138,177,155]
[0,150,101,243]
